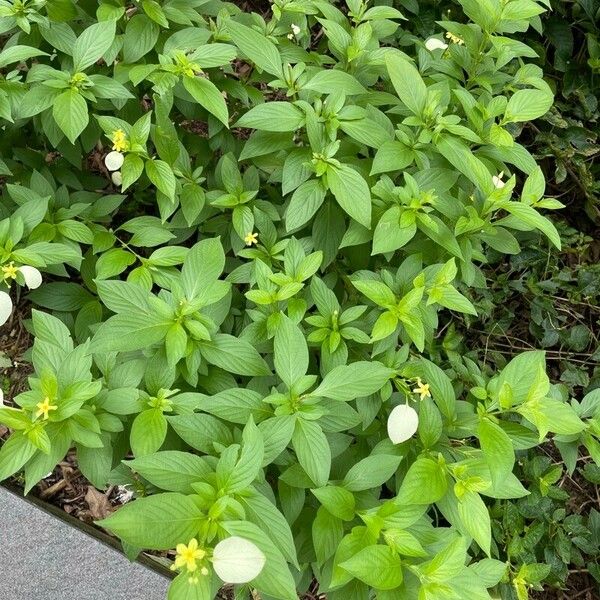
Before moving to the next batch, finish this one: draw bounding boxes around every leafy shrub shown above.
[0,1,598,599]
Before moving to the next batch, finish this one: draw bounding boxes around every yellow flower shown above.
[111,129,130,152]
[244,232,259,246]
[35,397,58,420]
[172,539,206,573]
[445,31,464,45]
[412,378,431,400]
[2,262,18,280]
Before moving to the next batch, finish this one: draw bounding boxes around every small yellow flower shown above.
[2,262,18,280]
[111,129,130,152]
[445,31,464,45]
[35,397,58,420]
[172,539,206,573]
[244,232,259,246]
[412,378,431,400]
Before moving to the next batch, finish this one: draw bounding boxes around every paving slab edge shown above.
[1,481,175,580]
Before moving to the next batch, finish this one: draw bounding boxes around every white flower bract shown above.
[212,536,266,584]
[0,290,12,326]
[105,150,124,171]
[111,171,123,186]
[492,172,505,189]
[425,37,449,51]
[387,404,419,444]
[19,265,42,289]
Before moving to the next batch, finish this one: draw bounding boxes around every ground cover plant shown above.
[0,0,599,599]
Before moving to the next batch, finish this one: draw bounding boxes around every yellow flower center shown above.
[111,129,130,152]
[35,396,58,420]
[412,378,431,400]
[244,232,259,246]
[2,262,18,280]
[172,539,207,576]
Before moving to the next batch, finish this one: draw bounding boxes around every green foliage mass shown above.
[0,0,598,599]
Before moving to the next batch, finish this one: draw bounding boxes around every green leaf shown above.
[478,418,515,489]
[313,506,344,565]
[343,454,402,492]
[373,206,416,254]
[339,545,403,590]
[167,413,233,454]
[504,89,554,123]
[303,70,366,96]
[183,76,229,127]
[199,334,270,376]
[130,408,167,457]
[285,179,326,231]
[123,15,159,62]
[72,19,116,71]
[312,485,355,521]
[458,491,492,556]
[502,202,561,249]
[145,159,176,200]
[239,489,299,568]
[167,572,212,600]
[0,45,48,68]
[52,89,88,144]
[312,361,395,401]
[236,102,304,132]
[397,457,447,504]
[226,20,282,77]
[274,314,308,387]
[327,164,372,228]
[98,493,204,549]
[292,419,331,487]
[92,312,172,353]
[385,53,427,116]
[0,432,38,482]
[181,237,225,299]
[126,451,211,493]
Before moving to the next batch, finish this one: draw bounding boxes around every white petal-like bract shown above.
[105,150,124,171]
[387,404,419,444]
[425,37,449,51]
[212,536,266,584]
[0,291,12,326]
[19,265,42,289]
[111,171,123,186]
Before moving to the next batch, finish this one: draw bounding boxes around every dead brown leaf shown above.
[85,486,113,520]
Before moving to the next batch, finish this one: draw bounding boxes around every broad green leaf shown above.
[72,20,116,71]
[312,361,395,401]
[183,76,229,127]
[236,102,304,132]
[343,454,402,492]
[145,159,176,200]
[397,457,447,504]
[339,545,403,590]
[98,493,204,549]
[199,334,270,376]
[478,418,515,488]
[327,164,372,228]
[226,21,283,77]
[385,53,427,116]
[126,451,211,493]
[274,314,308,387]
[504,89,553,123]
[52,89,88,144]
[292,419,331,487]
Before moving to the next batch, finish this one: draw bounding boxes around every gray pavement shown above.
[0,486,170,600]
